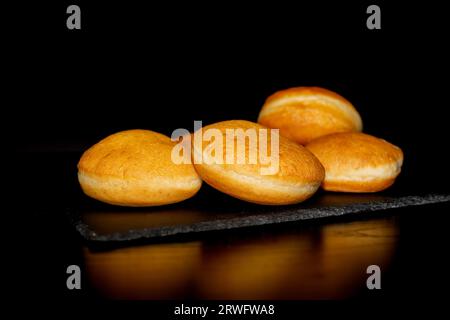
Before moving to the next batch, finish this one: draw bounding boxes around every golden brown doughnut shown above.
[192,120,325,205]
[306,132,403,192]
[78,129,202,206]
[258,87,363,144]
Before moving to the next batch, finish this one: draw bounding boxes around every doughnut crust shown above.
[258,87,363,144]
[78,129,202,206]
[306,132,403,192]
[192,120,325,205]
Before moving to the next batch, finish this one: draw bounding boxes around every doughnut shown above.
[258,86,363,144]
[78,129,202,206]
[306,132,403,192]
[191,120,324,205]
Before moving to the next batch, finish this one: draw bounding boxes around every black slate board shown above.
[68,193,450,243]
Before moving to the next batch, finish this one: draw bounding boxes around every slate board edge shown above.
[69,194,450,243]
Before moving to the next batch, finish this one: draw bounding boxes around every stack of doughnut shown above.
[78,86,403,206]
[258,87,403,193]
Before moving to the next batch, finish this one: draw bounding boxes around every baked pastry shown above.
[192,120,324,205]
[78,129,202,206]
[306,132,403,192]
[258,87,363,144]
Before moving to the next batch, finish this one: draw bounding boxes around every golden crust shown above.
[78,129,202,206]
[258,87,363,145]
[321,178,396,193]
[192,120,325,205]
[306,132,403,193]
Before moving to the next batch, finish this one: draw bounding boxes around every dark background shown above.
[9,0,450,316]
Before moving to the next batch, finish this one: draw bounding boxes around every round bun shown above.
[258,87,363,144]
[306,132,403,192]
[78,129,202,206]
[192,120,325,205]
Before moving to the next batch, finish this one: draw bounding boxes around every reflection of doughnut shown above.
[258,87,363,144]
[192,120,324,205]
[306,132,403,192]
[78,130,202,206]
[196,219,397,299]
[83,242,202,299]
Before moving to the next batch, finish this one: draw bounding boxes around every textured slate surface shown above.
[68,193,450,242]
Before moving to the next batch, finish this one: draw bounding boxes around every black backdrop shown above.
[13,1,447,148]
[9,0,450,315]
